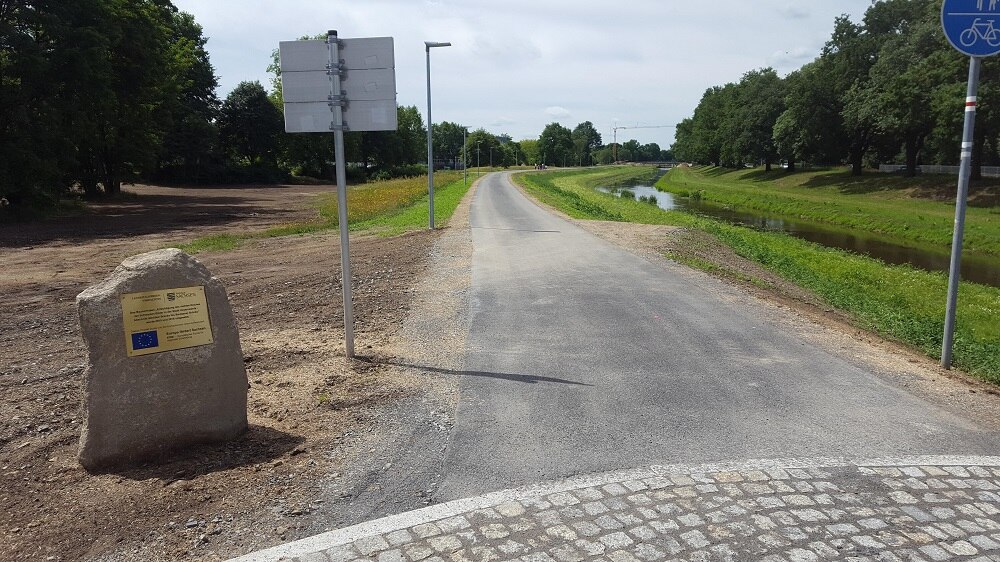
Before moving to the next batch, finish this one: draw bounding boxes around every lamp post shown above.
[476,141,482,177]
[425,40,451,230]
[463,127,468,185]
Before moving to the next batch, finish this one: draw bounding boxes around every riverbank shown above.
[513,167,1000,384]
[658,166,1000,257]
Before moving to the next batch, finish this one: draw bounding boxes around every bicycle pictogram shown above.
[961,18,1000,47]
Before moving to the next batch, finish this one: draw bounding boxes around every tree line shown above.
[1,1,672,216]
[2,0,222,212]
[671,0,1000,178]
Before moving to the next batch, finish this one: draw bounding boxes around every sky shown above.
[172,0,874,150]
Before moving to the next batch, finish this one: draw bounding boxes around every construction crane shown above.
[611,124,674,162]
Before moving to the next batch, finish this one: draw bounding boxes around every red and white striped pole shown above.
[941,56,982,369]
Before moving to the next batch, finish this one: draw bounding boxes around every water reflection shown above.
[597,184,1000,288]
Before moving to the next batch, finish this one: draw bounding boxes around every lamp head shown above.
[425,41,452,51]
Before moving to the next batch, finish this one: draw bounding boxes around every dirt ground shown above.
[0,184,444,561]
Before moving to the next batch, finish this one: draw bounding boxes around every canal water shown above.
[597,184,1000,288]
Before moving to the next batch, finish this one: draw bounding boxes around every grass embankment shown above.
[659,166,1000,257]
[179,171,468,253]
[514,167,1000,384]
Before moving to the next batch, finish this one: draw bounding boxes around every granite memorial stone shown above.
[76,248,247,470]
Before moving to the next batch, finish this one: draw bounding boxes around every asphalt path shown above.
[435,171,1000,501]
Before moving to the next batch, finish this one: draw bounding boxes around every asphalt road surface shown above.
[435,171,1000,500]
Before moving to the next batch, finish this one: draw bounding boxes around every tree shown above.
[572,121,603,166]
[433,121,466,168]
[853,0,942,176]
[538,122,573,166]
[499,141,521,167]
[358,105,425,171]
[619,139,641,161]
[464,128,499,168]
[156,10,221,182]
[1,0,83,210]
[218,81,283,165]
[519,139,540,165]
[729,68,785,170]
[675,84,737,166]
[83,0,179,195]
[825,14,884,175]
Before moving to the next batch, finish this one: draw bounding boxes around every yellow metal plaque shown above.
[121,286,214,357]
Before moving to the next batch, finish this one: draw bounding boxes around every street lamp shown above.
[476,141,482,176]
[425,40,451,230]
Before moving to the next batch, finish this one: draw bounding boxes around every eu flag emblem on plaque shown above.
[131,330,159,351]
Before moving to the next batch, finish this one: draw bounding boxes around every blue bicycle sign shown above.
[943,0,1000,56]
[961,17,1000,47]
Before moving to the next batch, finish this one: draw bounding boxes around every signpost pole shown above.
[328,30,355,359]
[942,56,981,369]
[425,46,435,230]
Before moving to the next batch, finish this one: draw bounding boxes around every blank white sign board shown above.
[279,37,397,133]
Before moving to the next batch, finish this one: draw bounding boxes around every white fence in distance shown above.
[879,164,1000,177]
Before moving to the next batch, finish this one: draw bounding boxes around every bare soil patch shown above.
[0,184,442,561]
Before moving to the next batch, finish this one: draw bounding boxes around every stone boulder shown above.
[76,248,247,470]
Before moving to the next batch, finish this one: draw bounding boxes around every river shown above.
[596,183,1000,288]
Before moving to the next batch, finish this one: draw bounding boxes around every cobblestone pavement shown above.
[229,457,1000,562]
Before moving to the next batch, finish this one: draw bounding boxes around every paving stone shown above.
[249,461,1000,562]
[496,503,526,518]
[378,549,406,562]
[545,525,577,541]
[318,545,359,562]
[548,492,580,507]
[599,532,634,549]
[405,544,435,561]
[521,553,556,562]
[919,544,957,561]
[549,544,585,562]
[574,539,606,556]
[495,540,527,555]
[414,524,444,539]
[786,548,820,562]
[356,536,391,557]
[606,550,641,562]
[603,483,629,496]
[679,530,709,549]
[482,523,511,540]
[296,552,332,562]
[428,535,463,554]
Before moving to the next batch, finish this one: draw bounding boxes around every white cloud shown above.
[782,4,811,20]
[545,106,572,119]
[769,46,819,70]
[173,0,873,147]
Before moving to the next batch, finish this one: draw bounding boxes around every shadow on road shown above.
[357,357,594,387]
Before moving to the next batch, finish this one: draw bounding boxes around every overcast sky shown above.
[172,0,872,149]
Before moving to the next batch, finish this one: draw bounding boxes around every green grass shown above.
[177,172,469,253]
[515,167,1000,384]
[659,166,1000,256]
